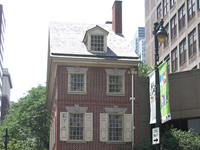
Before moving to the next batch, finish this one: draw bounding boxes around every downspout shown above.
[130,68,136,148]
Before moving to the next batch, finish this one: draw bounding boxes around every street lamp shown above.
[3,128,9,150]
[153,19,167,150]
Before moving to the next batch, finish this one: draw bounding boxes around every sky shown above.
[0,0,144,102]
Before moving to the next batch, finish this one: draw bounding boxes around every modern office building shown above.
[143,0,200,137]
[131,27,146,64]
[145,0,200,73]
[1,68,12,121]
[0,4,6,120]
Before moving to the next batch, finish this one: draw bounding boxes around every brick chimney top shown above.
[112,0,122,34]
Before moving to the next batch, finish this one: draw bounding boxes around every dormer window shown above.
[91,35,104,52]
[83,25,109,53]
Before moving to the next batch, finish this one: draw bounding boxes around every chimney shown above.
[112,0,122,34]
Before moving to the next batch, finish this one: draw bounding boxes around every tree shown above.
[161,128,200,150]
[0,85,50,150]
[138,62,154,77]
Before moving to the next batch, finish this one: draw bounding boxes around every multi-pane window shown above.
[170,0,176,8]
[163,0,169,16]
[167,58,170,73]
[60,111,93,142]
[179,39,187,65]
[108,115,123,141]
[188,29,196,57]
[178,4,185,30]
[100,112,132,142]
[91,35,104,51]
[108,75,123,93]
[157,3,162,19]
[171,48,178,72]
[70,74,84,91]
[171,15,177,39]
[69,114,84,140]
[188,0,195,21]
[164,24,169,47]
[164,55,170,73]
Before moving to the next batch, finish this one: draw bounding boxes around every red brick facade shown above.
[49,66,139,150]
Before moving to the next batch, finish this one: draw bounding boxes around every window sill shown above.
[189,52,197,59]
[67,91,87,95]
[106,141,126,144]
[164,43,169,48]
[172,68,178,73]
[188,15,195,22]
[66,140,87,143]
[179,25,186,32]
[180,60,187,67]
[171,34,177,41]
[89,50,107,53]
[106,93,125,96]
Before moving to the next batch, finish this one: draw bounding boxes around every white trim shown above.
[84,26,108,53]
[106,69,126,95]
[100,112,132,143]
[60,110,93,142]
[67,67,88,94]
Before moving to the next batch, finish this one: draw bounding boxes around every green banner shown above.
[158,61,171,123]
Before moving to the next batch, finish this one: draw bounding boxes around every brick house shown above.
[46,1,140,149]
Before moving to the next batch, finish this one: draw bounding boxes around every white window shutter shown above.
[124,114,132,142]
[60,112,69,141]
[85,113,93,141]
[100,113,108,142]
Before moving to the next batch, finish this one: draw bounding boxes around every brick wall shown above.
[50,65,139,150]
[112,0,122,34]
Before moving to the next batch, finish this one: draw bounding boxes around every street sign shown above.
[152,127,160,145]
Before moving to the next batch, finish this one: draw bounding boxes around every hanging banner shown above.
[158,61,171,124]
[149,71,156,124]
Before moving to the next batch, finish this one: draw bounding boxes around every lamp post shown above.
[153,19,167,150]
[3,128,9,150]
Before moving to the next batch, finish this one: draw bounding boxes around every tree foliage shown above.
[0,85,50,150]
[138,62,154,77]
[161,128,200,150]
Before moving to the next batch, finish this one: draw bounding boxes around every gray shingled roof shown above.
[49,22,138,59]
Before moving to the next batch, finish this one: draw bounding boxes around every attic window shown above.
[83,25,109,53]
[91,35,104,51]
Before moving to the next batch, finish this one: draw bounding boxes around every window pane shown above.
[91,35,104,51]
[69,114,84,140]
[109,75,123,93]
[70,74,84,91]
[109,115,123,141]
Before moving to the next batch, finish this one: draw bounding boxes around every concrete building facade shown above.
[0,4,6,120]
[138,69,200,141]
[1,68,12,121]
[46,1,141,149]
[131,27,146,64]
[145,0,200,73]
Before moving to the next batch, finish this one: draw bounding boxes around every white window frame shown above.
[106,69,126,96]
[100,111,132,143]
[88,33,107,53]
[69,113,84,141]
[83,26,109,53]
[108,114,123,142]
[67,67,88,94]
[60,105,93,142]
